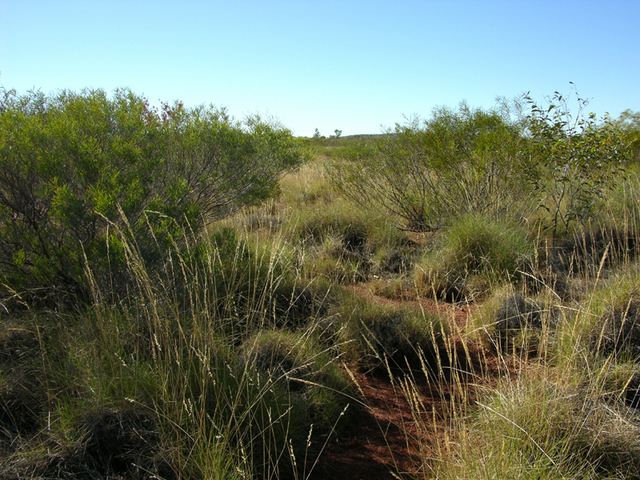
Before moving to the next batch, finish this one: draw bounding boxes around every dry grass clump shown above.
[35,406,175,480]
[232,329,354,479]
[334,292,449,376]
[604,362,640,410]
[473,285,560,356]
[0,324,44,430]
[431,233,640,480]
[592,294,640,362]
[279,155,338,208]
[436,365,640,480]
[415,215,535,302]
[549,226,639,277]
[0,315,175,479]
[271,278,336,331]
[239,329,352,415]
[562,267,640,365]
[0,215,356,480]
[284,198,412,285]
[0,315,83,458]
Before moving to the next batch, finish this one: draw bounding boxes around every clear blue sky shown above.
[1,0,638,137]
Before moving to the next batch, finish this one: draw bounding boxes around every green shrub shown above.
[0,88,304,307]
[525,89,631,236]
[328,103,534,231]
[616,109,640,164]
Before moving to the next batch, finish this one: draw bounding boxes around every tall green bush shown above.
[329,92,632,237]
[0,88,304,305]
[328,103,532,231]
[615,109,640,164]
[524,89,631,236]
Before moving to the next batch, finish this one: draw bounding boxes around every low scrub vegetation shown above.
[1,86,640,479]
[415,214,535,301]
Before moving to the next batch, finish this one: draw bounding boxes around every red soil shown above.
[306,284,507,480]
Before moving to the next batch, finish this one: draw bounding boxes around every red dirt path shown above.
[306,285,504,480]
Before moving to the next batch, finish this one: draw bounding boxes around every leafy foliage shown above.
[615,109,640,163]
[0,88,305,304]
[330,91,632,238]
[524,89,631,236]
